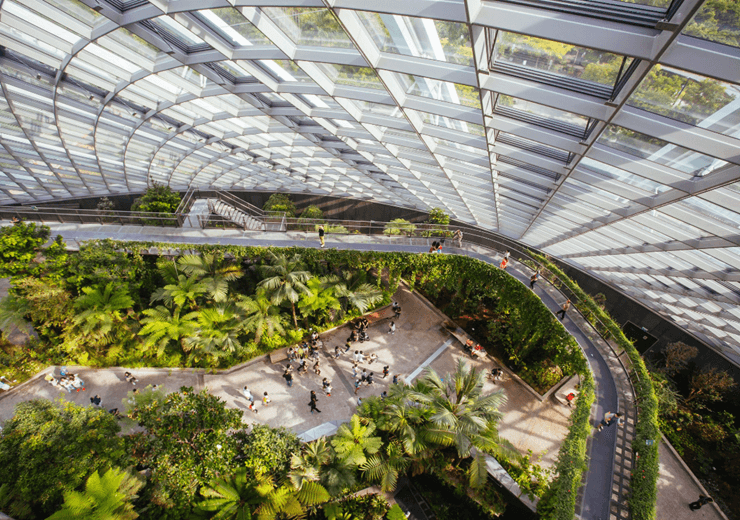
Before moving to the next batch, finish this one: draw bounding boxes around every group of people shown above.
[45,371,86,393]
[428,240,444,254]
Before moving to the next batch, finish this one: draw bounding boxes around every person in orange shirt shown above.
[499,257,508,269]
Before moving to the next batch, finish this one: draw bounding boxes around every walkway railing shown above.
[0,205,181,227]
[174,186,199,227]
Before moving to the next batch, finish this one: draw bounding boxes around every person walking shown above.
[556,300,571,320]
[322,378,332,396]
[313,360,321,376]
[242,386,254,402]
[393,304,401,319]
[688,495,714,510]
[334,346,341,358]
[247,401,259,414]
[90,394,102,407]
[309,390,321,413]
[368,353,378,364]
[352,361,359,377]
[366,372,374,386]
[453,229,463,248]
[354,379,361,395]
[283,370,293,387]
[358,351,366,364]
[530,272,538,290]
[382,366,389,378]
[499,257,509,270]
[388,321,396,335]
[318,225,325,248]
[597,411,623,432]
[262,392,271,406]
[392,374,399,385]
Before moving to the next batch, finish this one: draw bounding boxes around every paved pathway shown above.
[0,221,727,520]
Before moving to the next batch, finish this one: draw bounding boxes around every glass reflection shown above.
[628,65,740,138]
[683,0,740,49]
[598,125,730,177]
[357,12,473,66]
[197,8,270,47]
[263,8,354,48]
[492,31,632,88]
[399,74,480,108]
[320,64,385,90]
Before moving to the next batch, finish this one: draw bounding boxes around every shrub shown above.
[263,193,297,217]
[300,204,324,220]
[131,183,181,215]
[0,222,50,278]
[383,219,416,236]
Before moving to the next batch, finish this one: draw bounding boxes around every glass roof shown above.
[0,0,738,359]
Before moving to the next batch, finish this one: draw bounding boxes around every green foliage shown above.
[0,222,50,278]
[131,183,181,215]
[300,205,324,220]
[47,467,144,520]
[263,193,296,217]
[383,219,416,236]
[0,399,128,519]
[332,415,383,466]
[530,251,659,520]
[65,239,148,298]
[427,208,450,226]
[684,0,740,47]
[536,375,595,520]
[233,425,301,480]
[127,387,243,517]
[325,494,389,520]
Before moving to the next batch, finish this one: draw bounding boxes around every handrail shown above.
[174,186,199,226]
[0,206,180,226]
[213,190,265,217]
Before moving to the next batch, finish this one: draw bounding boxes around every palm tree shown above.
[414,358,513,488]
[331,415,383,467]
[47,467,143,520]
[288,438,355,497]
[139,305,199,358]
[237,292,287,345]
[156,274,207,309]
[257,252,312,328]
[297,277,341,325]
[320,271,383,317]
[196,467,329,520]
[71,283,134,348]
[360,440,410,492]
[177,253,243,303]
[183,304,242,365]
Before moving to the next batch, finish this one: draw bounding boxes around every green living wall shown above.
[531,252,660,520]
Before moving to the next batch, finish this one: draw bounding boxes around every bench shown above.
[364,305,395,325]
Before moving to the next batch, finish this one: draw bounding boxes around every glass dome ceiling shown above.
[0,0,738,359]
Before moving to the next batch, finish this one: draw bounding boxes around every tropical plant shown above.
[46,468,143,520]
[258,252,311,328]
[177,253,243,303]
[414,359,513,488]
[662,341,698,376]
[0,222,50,278]
[153,274,207,309]
[288,438,355,497]
[182,305,244,364]
[69,283,134,355]
[383,219,416,236]
[297,277,341,325]
[320,271,383,317]
[196,467,329,520]
[127,387,242,516]
[262,193,297,217]
[139,305,199,358]
[234,425,301,481]
[331,415,383,467]
[0,399,128,520]
[237,292,287,345]
[360,440,410,492]
[131,183,181,214]
[299,205,324,220]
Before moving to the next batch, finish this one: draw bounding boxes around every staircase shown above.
[207,198,265,231]
[182,199,210,228]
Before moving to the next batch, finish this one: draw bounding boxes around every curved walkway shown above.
[2,222,724,520]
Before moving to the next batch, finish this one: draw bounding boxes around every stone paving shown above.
[0,219,730,520]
